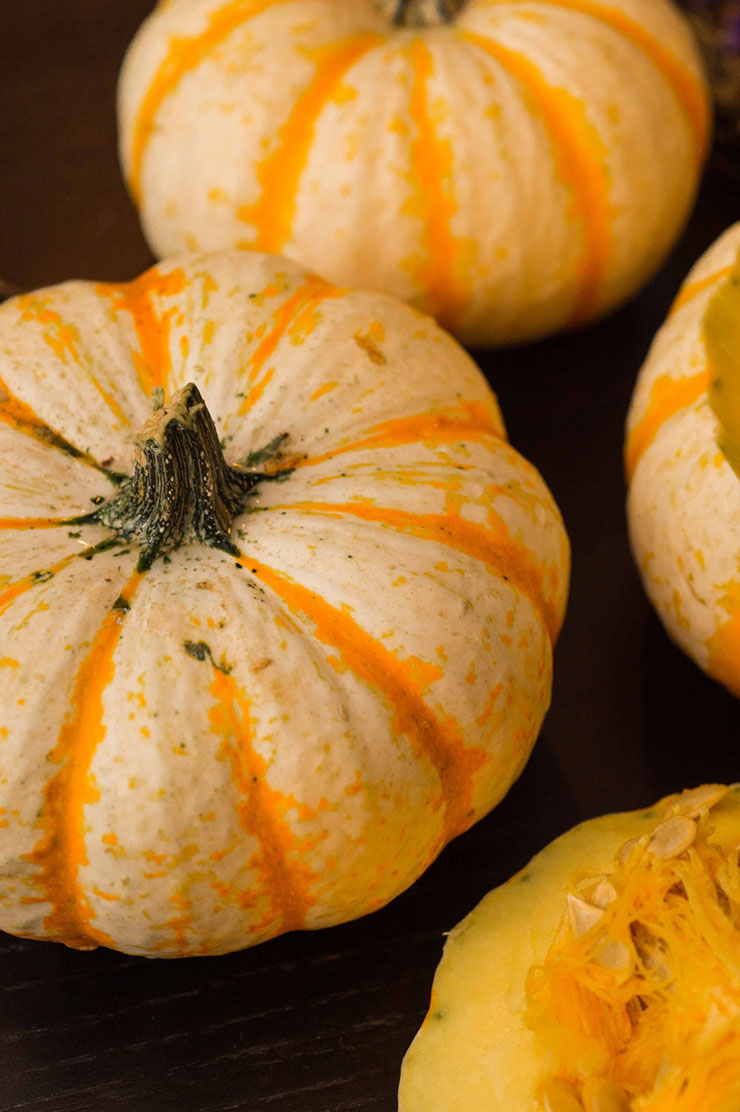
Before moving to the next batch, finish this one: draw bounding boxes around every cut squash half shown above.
[399,785,740,1111]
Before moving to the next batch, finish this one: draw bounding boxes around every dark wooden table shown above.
[2,5,740,1109]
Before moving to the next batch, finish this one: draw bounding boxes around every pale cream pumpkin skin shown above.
[117,0,710,347]
[0,250,568,957]
[625,222,740,698]
[399,784,740,1111]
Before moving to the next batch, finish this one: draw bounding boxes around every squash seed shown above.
[581,1078,631,1112]
[542,1078,585,1111]
[567,894,603,938]
[591,879,618,908]
[617,837,642,867]
[594,938,631,971]
[673,783,728,818]
[648,816,696,860]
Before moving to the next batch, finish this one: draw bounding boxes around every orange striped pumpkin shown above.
[626,222,740,698]
[117,0,711,347]
[0,250,568,956]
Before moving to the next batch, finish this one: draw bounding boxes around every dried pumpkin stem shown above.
[95,383,258,571]
[379,0,467,26]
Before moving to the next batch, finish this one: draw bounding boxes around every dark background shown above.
[1,4,739,1109]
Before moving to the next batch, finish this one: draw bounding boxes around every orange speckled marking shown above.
[354,328,387,365]
[298,400,504,470]
[209,667,316,931]
[0,375,111,476]
[98,267,187,397]
[404,39,474,333]
[16,297,130,428]
[238,276,345,415]
[0,550,84,617]
[267,500,559,642]
[27,570,143,948]
[238,552,488,842]
[310,381,339,402]
[625,370,708,480]
[238,34,383,251]
[462,29,610,325]
[489,0,710,161]
[163,887,194,951]
[128,0,292,201]
[669,266,734,316]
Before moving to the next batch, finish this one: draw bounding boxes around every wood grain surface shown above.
[2,4,740,1110]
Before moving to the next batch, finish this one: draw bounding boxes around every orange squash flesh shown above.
[399,785,740,1111]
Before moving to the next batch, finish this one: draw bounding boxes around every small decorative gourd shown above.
[0,249,568,956]
[118,0,710,346]
[399,783,740,1110]
[626,222,740,697]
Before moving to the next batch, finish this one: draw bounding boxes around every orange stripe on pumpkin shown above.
[625,370,708,481]
[237,552,488,843]
[128,0,292,202]
[238,275,345,416]
[0,375,110,477]
[485,0,710,162]
[207,667,316,932]
[98,267,187,397]
[405,39,473,333]
[462,29,611,326]
[297,400,505,470]
[0,517,82,531]
[0,551,85,616]
[238,34,384,252]
[15,296,131,428]
[27,569,143,949]
[263,500,560,642]
[669,266,734,317]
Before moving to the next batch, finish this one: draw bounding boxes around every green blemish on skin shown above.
[184,639,232,675]
[30,570,54,584]
[240,433,289,469]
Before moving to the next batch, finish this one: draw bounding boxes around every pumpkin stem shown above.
[94,383,260,571]
[381,0,466,26]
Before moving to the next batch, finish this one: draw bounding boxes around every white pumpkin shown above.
[626,221,740,697]
[117,0,710,346]
[0,249,568,956]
